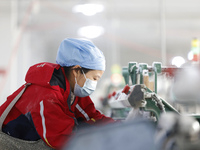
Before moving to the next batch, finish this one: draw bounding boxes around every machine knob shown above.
[122,84,130,94]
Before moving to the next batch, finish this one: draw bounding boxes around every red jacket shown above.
[0,62,114,149]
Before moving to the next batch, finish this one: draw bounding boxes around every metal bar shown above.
[160,0,166,65]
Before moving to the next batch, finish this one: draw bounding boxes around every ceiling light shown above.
[78,26,104,39]
[172,56,185,67]
[73,4,104,16]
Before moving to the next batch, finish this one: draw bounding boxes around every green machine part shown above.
[152,62,162,93]
[144,87,200,122]
[128,62,137,85]
[138,63,148,84]
[128,84,180,121]
[121,62,200,123]
[122,67,129,85]
[144,87,179,121]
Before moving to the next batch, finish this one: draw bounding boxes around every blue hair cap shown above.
[56,38,105,71]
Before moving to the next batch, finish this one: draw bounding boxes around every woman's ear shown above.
[72,65,81,78]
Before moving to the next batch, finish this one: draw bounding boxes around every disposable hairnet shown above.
[56,38,105,71]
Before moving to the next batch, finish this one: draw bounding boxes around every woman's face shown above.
[76,69,104,87]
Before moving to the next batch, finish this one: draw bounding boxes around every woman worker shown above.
[0,38,115,149]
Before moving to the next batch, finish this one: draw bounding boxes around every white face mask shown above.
[74,70,97,97]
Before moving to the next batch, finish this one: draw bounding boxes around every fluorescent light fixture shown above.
[78,26,104,39]
[172,56,185,67]
[73,4,104,16]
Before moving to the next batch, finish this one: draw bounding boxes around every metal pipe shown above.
[160,0,166,65]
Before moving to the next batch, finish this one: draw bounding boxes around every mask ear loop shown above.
[75,77,77,83]
[81,69,87,79]
[74,68,84,83]
[75,69,86,85]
